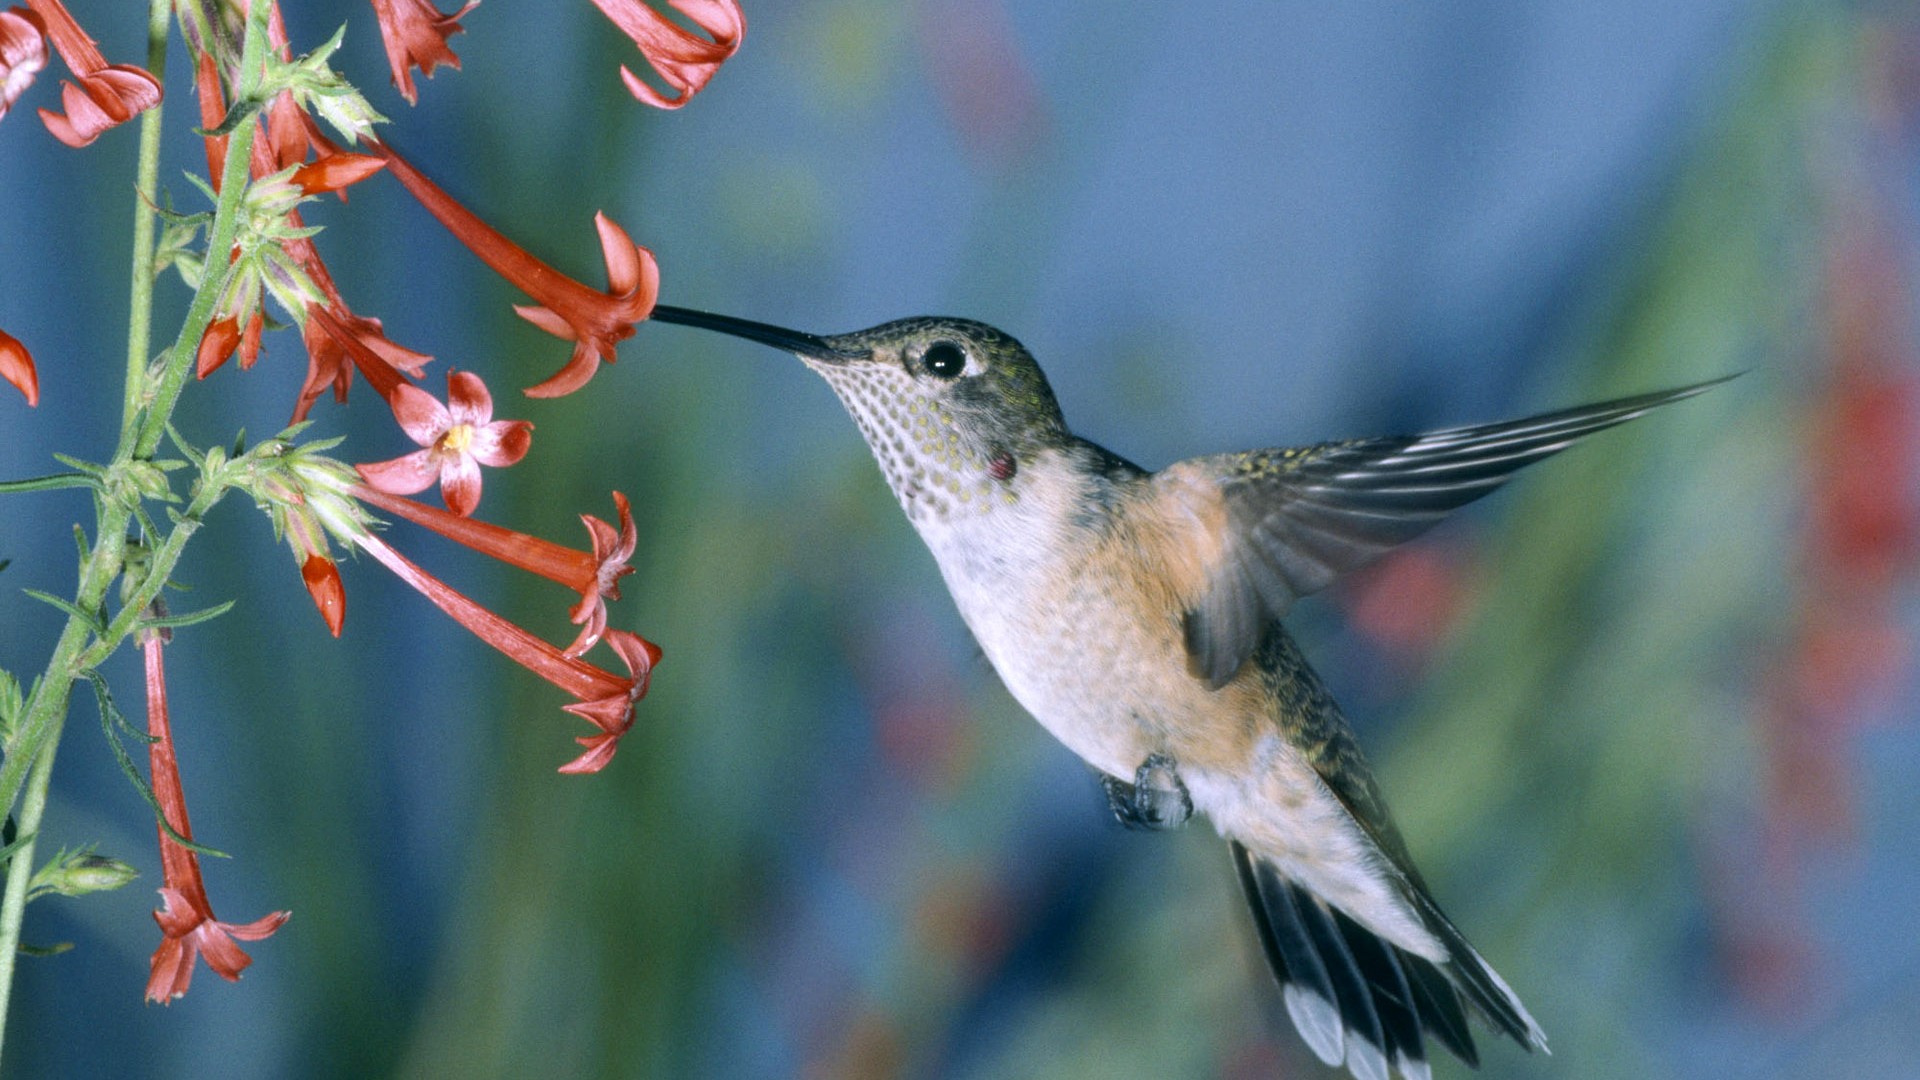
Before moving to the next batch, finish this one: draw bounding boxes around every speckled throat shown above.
[803,357,1019,525]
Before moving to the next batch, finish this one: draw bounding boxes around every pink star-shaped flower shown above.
[357,370,532,517]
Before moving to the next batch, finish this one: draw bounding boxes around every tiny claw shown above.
[1102,752,1193,831]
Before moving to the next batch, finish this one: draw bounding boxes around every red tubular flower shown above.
[357,370,533,517]
[368,0,477,104]
[0,6,47,122]
[142,631,290,1003]
[274,134,422,418]
[350,528,659,772]
[306,300,429,404]
[25,0,159,147]
[368,140,660,397]
[353,485,636,655]
[589,0,743,109]
[297,302,432,420]
[1,327,35,406]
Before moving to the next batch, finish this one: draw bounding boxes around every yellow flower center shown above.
[440,423,475,454]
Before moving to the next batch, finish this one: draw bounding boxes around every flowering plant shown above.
[0,0,738,1054]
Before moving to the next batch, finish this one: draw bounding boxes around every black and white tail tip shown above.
[1231,843,1547,1080]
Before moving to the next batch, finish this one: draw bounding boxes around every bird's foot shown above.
[1102,753,1193,831]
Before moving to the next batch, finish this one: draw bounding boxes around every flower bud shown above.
[32,851,138,898]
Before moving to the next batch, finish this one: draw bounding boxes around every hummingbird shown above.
[648,304,1723,1080]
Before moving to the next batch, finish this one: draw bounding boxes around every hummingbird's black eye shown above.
[922,341,966,380]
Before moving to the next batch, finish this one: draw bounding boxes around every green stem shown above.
[0,717,65,1065]
[0,1,267,1064]
[79,482,232,672]
[118,0,174,447]
[0,500,132,865]
[130,0,271,462]
[3,0,269,821]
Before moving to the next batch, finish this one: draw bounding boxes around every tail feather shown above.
[1401,954,1476,1067]
[1232,841,1543,1079]
[1291,883,1392,1080]
[1405,888,1546,1051]
[1332,906,1432,1080]
[1233,841,1348,1065]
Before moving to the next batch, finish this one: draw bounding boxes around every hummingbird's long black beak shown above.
[649,305,856,362]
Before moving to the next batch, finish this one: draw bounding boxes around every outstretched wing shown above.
[1170,377,1730,687]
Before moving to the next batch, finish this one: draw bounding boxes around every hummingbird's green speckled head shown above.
[651,307,1069,521]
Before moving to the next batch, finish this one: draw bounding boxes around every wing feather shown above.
[1177,377,1730,686]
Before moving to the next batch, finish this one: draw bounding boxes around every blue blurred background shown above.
[3,1,1918,1077]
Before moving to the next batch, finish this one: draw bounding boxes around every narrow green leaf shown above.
[19,942,75,958]
[130,503,162,542]
[183,170,217,204]
[82,669,153,745]
[298,436,346,457]
[82,672,228,859]
[200,95,264,138]
[0,473,99,495]
[0,667,23,740]
[49,455,105,478]
[165,423,206,467]
[0,829,36,867]
[152,205,213,227]
[139,599,235,630]
[21,591,105,635]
